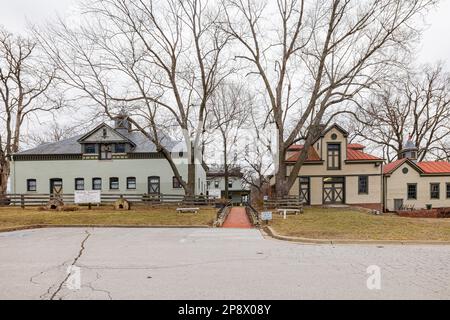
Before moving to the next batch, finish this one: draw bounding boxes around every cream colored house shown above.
[383,140,450,211]
[11,116,207,196]
[206,168,250,204]
[285,124,384,210]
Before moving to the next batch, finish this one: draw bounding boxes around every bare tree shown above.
[0,27,58,196]
[240,102,274,200]
[36,0,232,196]
[26,121,84,147]
[430,139,450,161]
[209,81,250,198]
[353,63,450,162]
[221,0,436,196]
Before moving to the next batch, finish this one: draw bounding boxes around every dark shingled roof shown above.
[16,128,178,155]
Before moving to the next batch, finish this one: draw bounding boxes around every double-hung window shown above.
[93,178,102,190]
[358,176,369,194]
[110,177,119,190]
[407,184,417,200]
[27,179,37,192]
[127,177,136,190]
[75,178,85,191]
[430,183,440,199]
[327,144,341,170]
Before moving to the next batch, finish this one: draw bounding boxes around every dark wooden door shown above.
[148,176,160,194]
[49,178,63,196]
[323,177,345,204]
[299,177,310,205]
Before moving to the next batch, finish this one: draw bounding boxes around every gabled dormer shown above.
[285,124,382,167]
[77,123,136,160]
[319,124,349,170]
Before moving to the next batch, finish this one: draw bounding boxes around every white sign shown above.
[208,189,222,199]
[261,211,273,221]
[74,191,101,204]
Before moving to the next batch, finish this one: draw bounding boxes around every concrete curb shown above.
[263,226,450,246]
[0,224,212,234]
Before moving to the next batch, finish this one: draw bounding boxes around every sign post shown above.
[74,191,101,208]
[261,211,273,225]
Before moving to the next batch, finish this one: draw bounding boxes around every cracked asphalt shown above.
[0,228,449,300]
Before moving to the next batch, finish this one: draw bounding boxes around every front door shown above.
[323,177,345,204]
[148,176,160,195]
[299,177,310,205]
[49,178,63,196]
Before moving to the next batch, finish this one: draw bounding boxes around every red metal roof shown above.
[347,143,365,150]
[286,146,321,162]
[384,159,450,175]
[346,148,382,161]
[383,159,407,174]
[287,145,304,151]
[286,144,381,162]
[416,162,450,174]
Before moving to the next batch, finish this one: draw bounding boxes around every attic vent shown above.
[102,128,107,138]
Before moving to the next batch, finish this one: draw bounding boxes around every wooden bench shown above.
[176,208,200,214]
[277,208,302,219]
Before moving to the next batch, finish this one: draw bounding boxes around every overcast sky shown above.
[0,0,449,65]
[1,0,449,129]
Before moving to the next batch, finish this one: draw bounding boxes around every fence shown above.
[2,193,217,207]
[263,196,305,210]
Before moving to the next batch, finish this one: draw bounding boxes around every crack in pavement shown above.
[29,259,72,286]
[82,272,113,300]
[47,230,91,300]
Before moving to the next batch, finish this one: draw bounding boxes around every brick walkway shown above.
[222,207,253,229]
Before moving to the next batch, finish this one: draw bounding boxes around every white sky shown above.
[0,0,449,65]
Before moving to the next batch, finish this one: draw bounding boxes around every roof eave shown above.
[77,122,137,148]
[345,159,384,164]
[286,160,324,165]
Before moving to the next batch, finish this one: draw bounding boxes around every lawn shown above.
[269,207,450,241]
[0,206,217,231]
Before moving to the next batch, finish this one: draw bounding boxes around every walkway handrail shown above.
[214,202,233,227]
[245,202,260,227]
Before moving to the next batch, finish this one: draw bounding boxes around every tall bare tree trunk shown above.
[223,140,229,200]
[187,144,196,196]
[0,159,9,196]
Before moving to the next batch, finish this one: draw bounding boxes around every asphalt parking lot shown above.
[0,227,449,300]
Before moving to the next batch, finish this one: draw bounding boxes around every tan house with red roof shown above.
[286,124,384,210]
[383,140,450,212]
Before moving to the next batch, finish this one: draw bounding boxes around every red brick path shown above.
[222,207,253,229]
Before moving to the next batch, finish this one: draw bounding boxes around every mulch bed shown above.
[398,208,450,218]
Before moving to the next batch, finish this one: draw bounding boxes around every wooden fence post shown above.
[21,195,25,209]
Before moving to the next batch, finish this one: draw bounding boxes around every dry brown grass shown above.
[269,207,450,241]
[0,205,217,231]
